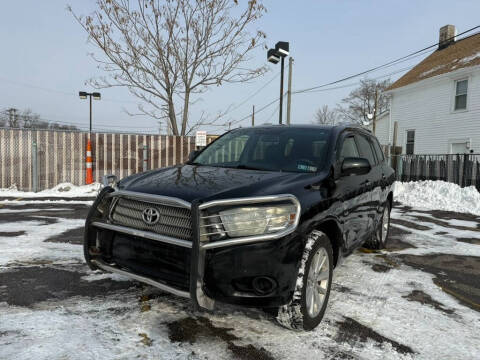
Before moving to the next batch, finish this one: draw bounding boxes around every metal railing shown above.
[390,153,480,190]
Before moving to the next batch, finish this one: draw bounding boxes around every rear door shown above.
[371,136,393,219]
[335,132,372,248]
[355,133,381,237]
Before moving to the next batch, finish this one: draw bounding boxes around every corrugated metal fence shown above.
[0,128,195,191]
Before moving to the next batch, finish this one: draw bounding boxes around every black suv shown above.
[84,125,394,330]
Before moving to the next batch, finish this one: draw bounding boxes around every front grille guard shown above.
[88,189,300,311]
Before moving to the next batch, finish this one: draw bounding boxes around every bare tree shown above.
[336,78,391,129]
[49,123,79,131]
[0,110,7,127]
[21,109,41,129]
[70,0,267,136]
[6,108,21,128]
[314,105,337,125]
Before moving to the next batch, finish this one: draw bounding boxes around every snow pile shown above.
[394,180,480,215]
[0,182,101,198]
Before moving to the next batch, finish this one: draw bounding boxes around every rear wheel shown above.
[276,230,333,331]
[366,202,391,250]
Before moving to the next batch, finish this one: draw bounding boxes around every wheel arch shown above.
[313,217,343,268]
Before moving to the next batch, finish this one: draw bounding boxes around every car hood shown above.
[117,164,323,203]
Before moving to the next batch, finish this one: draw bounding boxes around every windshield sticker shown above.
[297,164,317,172]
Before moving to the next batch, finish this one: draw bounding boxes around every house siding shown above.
[389,66,480,154]
[373,113,390,146]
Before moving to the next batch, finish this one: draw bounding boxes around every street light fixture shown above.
[267,49,280,64]
[78,91,101,133]
[275,41,289,57]
[267,41,289,124]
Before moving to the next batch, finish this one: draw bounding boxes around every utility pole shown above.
[252,105,255,126]
[286,57,293,125]
[372,87,378,135]
[7,108,18,128]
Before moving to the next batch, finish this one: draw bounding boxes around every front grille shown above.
[110,197,192,240]
[111,233,190,291]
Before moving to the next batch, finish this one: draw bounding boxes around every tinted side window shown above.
[372,137,385,163]
[339,136,360,158]
[356,134,376,166]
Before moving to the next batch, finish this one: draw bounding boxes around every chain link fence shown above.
[0,128,195,192]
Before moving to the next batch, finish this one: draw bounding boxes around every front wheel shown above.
[276,230,333,331]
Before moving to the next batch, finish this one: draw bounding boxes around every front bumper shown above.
[84,189,301,310]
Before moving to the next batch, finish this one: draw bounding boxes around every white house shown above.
[377,25,480,155]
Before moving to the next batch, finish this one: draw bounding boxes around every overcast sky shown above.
[1,0,480,135]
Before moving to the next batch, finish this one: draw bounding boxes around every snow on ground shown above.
[394,180,480,215]
[0,218,86,266]
[0,182,101,198]
[0,182,480,359]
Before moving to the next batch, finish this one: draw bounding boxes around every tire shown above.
[365,201,391,250]
[276,230,333,331]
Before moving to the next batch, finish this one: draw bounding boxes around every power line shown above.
[0,76,138,104]
[223,62,414,129]
[0,111,160,132]
[224,73,280,115]
[296,64,418,95]
[264,104,280,124]
[293,25,480,94]
[227,25,480,128]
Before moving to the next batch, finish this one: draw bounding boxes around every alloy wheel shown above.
[305,247,330,318]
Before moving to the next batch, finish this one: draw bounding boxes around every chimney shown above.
[438,25,456,50]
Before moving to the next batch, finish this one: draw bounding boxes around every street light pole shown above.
[267,41,289,125]
[279,56,285,125]
[79,91,101,134]
[89,94,92,133]
[79,91,101,185]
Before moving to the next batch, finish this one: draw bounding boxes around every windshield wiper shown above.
[234,164,270,171]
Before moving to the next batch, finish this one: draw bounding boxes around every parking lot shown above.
[0,196,479,360]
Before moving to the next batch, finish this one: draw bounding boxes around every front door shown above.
[335,132,372,249]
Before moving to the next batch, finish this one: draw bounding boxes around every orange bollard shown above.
[86,139,93,184]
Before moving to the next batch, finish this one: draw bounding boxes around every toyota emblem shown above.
[142,207,160,225]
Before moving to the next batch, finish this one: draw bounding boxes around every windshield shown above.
[191,127,331,173]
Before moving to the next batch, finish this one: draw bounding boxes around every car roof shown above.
[233,124,372,137]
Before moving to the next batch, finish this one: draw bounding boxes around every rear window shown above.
[372,138,385,163]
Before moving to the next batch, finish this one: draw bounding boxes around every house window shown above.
[406,130,415,155]
[454,79,468,110]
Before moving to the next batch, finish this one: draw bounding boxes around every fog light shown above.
[252,276,277,296]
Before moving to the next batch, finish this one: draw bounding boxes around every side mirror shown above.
[341,157,371,176]
[188,150,201,162]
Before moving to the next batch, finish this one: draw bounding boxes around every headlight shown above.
[219,204,298,238]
